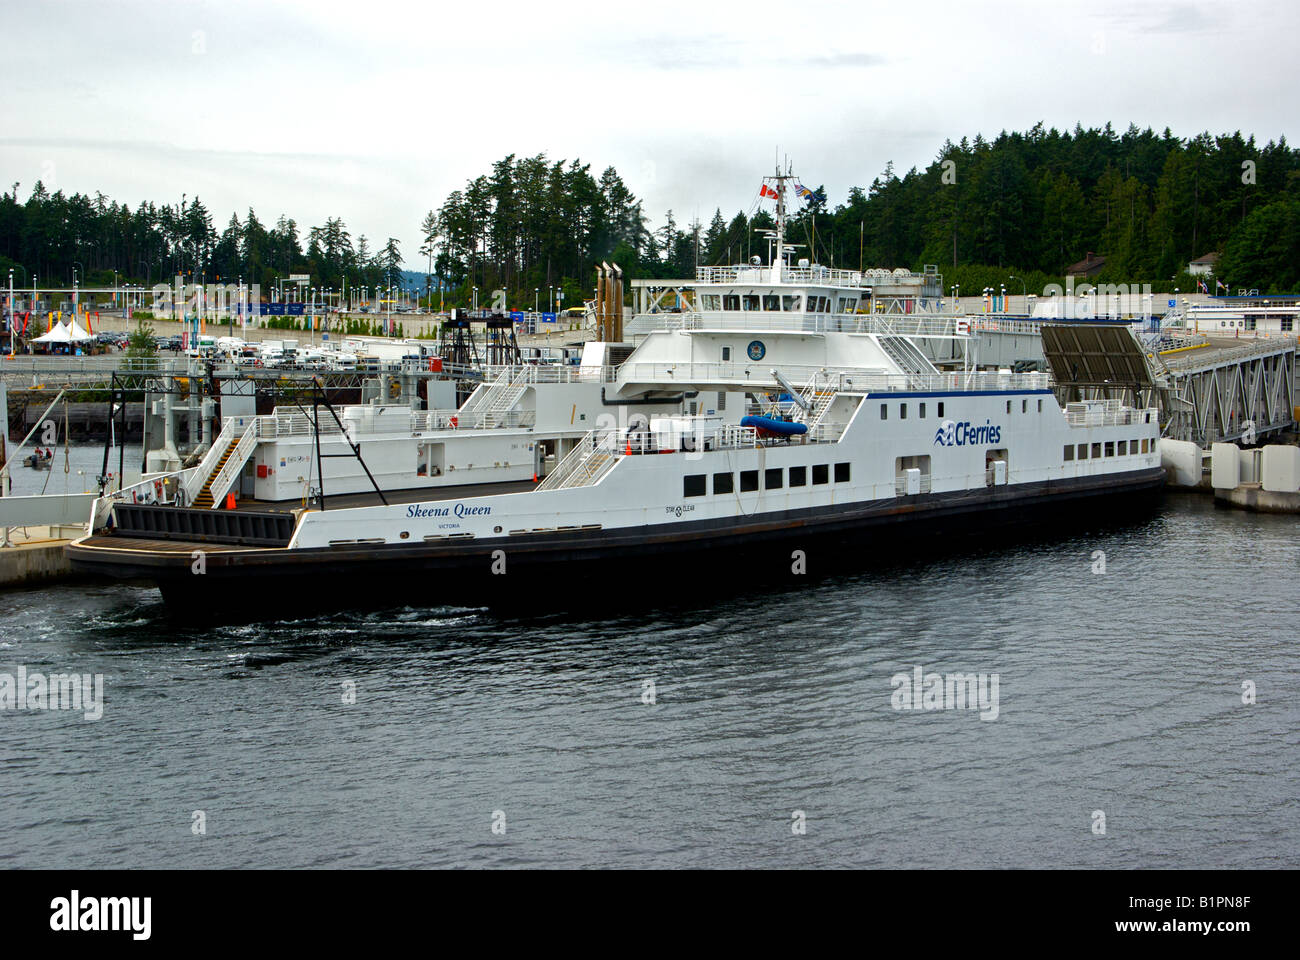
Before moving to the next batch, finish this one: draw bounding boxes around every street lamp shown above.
[1009,275,1026,313]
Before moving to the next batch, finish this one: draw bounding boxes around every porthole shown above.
[399,531,410,540]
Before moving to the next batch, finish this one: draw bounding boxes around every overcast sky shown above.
[2,0,1295,269]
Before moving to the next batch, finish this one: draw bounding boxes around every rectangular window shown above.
[684,475,706,497]
[1117,440,1127,455]
[740,470,759,492]
[900,403,907,420]
[1077,444,1087,460]
[763,294,780,311]
[812,464,829,485]
[1091,443,1102,459]
[920,402,927,419]
[701,294,721,311]
[1131,438,1139,452]
[717,391,726,411]
[721,346,731,361]
[1282,317,1294,332]
[1141,438,1148,453]
[782,294,803,312]
[880,404,888,420]
[713,472,733,495]
[1038,399,1043,412]
[789,466,807,487]
[742,294,760,311]
[722,294,740,311]
[1104,441,1115,457]
[1064,445,1075,461]
[1006,400,1012,414]
[937,402,945,418]
[834,462,851,483]
[1022,398,1028,413]
[764,468,783,489]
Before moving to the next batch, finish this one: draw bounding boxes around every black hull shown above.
[69,468,1166,619]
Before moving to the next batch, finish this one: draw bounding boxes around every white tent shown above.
[66,319,94,341]
[32,322,72,343]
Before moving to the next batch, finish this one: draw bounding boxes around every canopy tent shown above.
[32,322,72,343]
[66,319,94,341]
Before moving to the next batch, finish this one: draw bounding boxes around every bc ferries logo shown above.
[934,419,1002,446]
[747,340,766,361]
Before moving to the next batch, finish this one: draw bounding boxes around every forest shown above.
[2,123,1297,309]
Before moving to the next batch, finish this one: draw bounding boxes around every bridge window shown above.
[684,475,706,497]
[789,466,807,487]
[783,295,803,312]
[1104,441,1115,457]
[1141,438,1149,453]
[1064,445,1075,461]
[1077,444,1088,460]
[763,294,780,311]
[713,472,733,494]
[702,294,721,311]
[742,294,760,311]
[1091,443,1102,458]
[764,468,783,489]
[722,294,740,310]
[740,469,759,492]
[1117,440,1127,455]
[834,462,851,482]
[812,464,829,485]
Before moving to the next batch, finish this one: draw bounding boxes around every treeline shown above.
[0,184,405,294]
[795,123,1300,292]
[3,123,1298,310]
[426,127,1300,299]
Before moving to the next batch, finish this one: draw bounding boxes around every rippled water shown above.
[0,494,1296,868]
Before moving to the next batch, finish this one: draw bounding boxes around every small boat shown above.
[23,449,54,470]
[740,415,808,439]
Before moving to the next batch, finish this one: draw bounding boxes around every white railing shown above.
[618,362,1051,394]
[180,418,240,505]
[204,418,258,508]
[255,413,345,439]
[1064,401,1159,428]
[641,312,969,338]
[476,363,618,384]
[894,473,933,496]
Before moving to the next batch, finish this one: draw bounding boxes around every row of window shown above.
[881,401,945,421]
[1064,438,1151,461]
[1218,318,1294,331]
[684,462,851,497]
[699,294,857,314]
[881,397,1046,421]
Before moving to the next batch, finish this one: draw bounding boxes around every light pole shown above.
[1009,275,1026,314]
[534,288,539,313]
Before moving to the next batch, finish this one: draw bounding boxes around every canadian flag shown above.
[760,183,779,199]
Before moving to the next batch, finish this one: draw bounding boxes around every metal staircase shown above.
[535,431,621,490]
[190,418,258,509]
[878,335,937,384]
[459,366,531,426]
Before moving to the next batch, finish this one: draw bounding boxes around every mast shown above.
[773,162,785,284]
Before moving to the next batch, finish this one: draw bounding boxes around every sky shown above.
[2,0,1296,269]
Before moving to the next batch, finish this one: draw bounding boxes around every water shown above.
[0,494,1296,868]
[4,442,143,498]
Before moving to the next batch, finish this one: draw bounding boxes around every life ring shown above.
[153,479,163,501]
[449,416,458,429]
[253,358,263,367]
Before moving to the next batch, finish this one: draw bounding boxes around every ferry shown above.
[68,167,1165,612]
